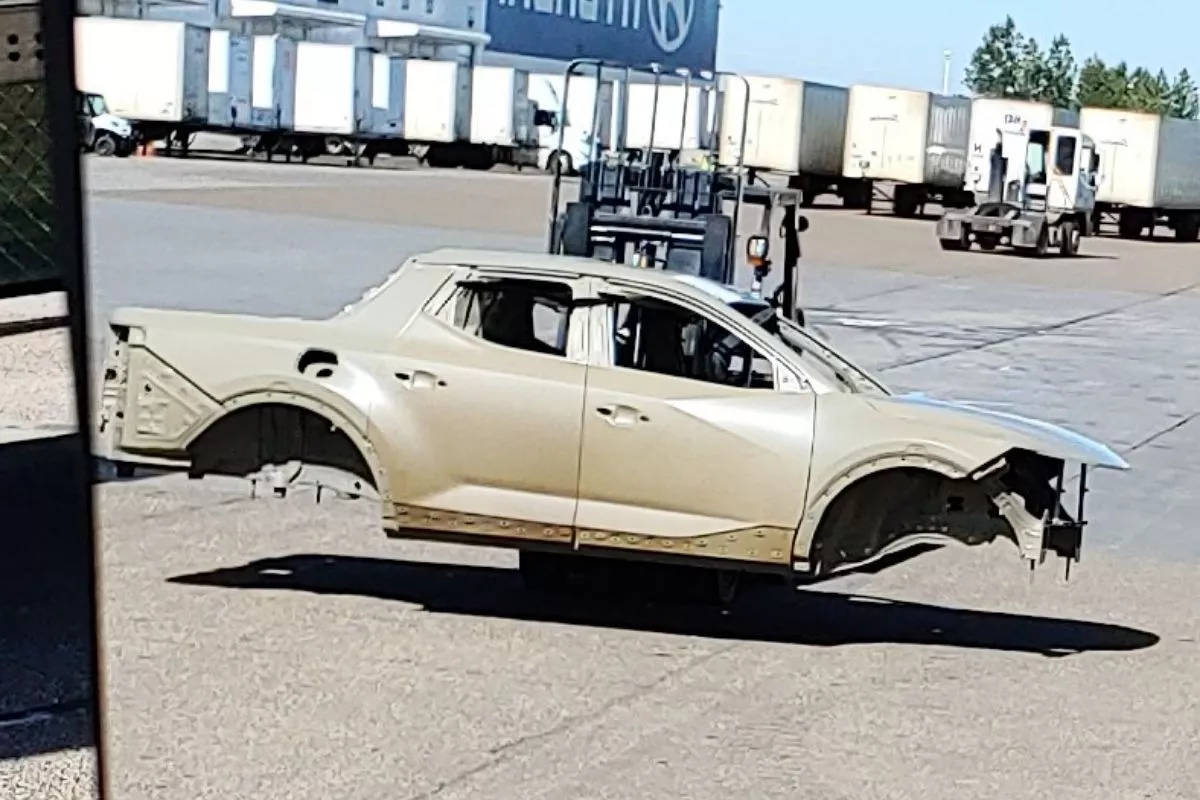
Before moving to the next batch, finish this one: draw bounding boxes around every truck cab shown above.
[77,90,136,157]
[937,121,1099,257]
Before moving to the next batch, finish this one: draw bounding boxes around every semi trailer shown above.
[842,83,973,215]
[1079,107,1200,241]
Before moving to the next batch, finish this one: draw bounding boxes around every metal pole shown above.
[941,50,952,95]
[547,58,601,253]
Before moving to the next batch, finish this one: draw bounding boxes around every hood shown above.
[94,112,132,136]
[884,392,1130,470]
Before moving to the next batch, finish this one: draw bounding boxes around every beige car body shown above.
[95,247,1129,579]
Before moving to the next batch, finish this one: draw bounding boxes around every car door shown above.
[573,283,816,567]
[367,269,592,547]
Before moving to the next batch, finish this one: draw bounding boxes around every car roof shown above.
[412,247,769,305]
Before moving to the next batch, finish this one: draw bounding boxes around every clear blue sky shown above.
[715,0,1198,93]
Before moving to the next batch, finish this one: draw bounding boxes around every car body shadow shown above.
[169,553,1160,657]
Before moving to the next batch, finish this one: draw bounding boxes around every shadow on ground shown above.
[170,553,1160,658]
[0,434,97,761]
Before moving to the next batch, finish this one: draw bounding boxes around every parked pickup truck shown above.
[95,248,1128,605]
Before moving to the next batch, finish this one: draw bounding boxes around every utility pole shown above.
[941,50,952,94]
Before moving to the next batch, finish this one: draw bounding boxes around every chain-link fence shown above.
[0,1,60,299]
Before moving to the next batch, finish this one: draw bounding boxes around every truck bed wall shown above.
[717,74,848,175]
[623,83,710,151]
[1081,107,1200,209]
[207,30,252,129]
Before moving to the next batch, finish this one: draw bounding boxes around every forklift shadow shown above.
[169,552,1160,657]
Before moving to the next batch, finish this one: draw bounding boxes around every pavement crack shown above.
[407,644,738,800]
[878,278,1200,372]
[1125,410,1200,454]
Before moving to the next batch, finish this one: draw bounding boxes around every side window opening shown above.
[608,296,774,390]
[1054,135,1077,175]
[451,278,573,357]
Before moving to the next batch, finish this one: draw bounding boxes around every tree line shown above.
[964,16,1199,119]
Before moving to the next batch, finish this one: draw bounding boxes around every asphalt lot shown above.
[2,155,1198,799]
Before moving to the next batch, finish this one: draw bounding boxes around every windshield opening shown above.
[732,303,890,394]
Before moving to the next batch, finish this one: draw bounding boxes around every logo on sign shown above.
[647,0,694,53]
[494,0,695,53]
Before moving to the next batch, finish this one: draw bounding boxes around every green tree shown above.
[964,15,1024,97]
[965,18,1076,106]
[1164,68,1199,119]
[1126,67,1169,114]
[1041,35,1078,107]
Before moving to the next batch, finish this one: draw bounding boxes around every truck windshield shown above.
[85,93,108,116]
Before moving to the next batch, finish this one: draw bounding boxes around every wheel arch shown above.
[185,391,389,500]
[792,451,991,572]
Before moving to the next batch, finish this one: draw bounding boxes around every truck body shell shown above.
[292,43,373,136]
[843,84,970,188]
[471,65,535,147]
[1079,107,1200,209]
[528,72,615,170]
[74,17,209,124]
[404,59,472,143]
[716,74,848,175]
[206,30,253,129]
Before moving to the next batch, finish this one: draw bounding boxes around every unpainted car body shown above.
[95,248,1129,590]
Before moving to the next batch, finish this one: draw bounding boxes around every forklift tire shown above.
[699,214,733,282]
[938,227,969,251]
[559,202,593,257]
[93,133,118,157]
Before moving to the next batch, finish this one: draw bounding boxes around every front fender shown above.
[791,437,1009,563]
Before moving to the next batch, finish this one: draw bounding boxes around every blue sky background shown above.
[715,0,1198,92]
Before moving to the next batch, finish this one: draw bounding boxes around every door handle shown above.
[595,404,646,427]
[394,369,444,390]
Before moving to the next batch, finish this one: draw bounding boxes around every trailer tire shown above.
[93,133,118,158]
[1033,225,1050,257]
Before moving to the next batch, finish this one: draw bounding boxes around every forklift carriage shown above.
[545,58,810,325]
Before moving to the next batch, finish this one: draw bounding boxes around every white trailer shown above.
[292,43,372,138]
[842,84,973,216]
[367,53,407,139]
[966,98,1079,204]
[716,74,854,207]
[206,29,253,131]
[1079,108,1200,241]
[74,16,209,146]
[622,82,710,152]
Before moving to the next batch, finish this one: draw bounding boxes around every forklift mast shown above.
[545,58,809,323]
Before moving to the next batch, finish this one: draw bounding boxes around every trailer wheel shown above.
[93,133,118,158]
[1033,225,1050,257]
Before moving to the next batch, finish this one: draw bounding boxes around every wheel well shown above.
[808,465,1008,574]
[807,450,1066,574]
[186,403,377,490]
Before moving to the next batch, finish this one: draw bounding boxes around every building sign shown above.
[485,0,719,75]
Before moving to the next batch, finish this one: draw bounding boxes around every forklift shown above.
[545,59,810,325]
[935,121,1100,257]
